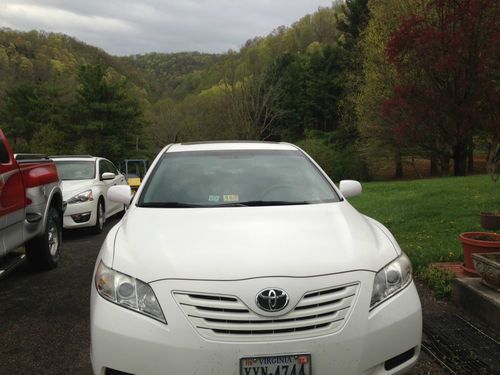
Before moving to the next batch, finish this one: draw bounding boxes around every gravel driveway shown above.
[0,219,110,375]
[0,216,445,375]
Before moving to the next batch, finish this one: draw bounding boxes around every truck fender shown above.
[41,185,63,232]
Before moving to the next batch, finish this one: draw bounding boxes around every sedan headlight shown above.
[370,253,412,309]
[67,190,93,204]
[94,261,166,323]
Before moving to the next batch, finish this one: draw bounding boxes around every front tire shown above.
[25,207,62,271]
[92,200,105,234]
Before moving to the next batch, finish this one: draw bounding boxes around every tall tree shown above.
[1,83,42,147]
[305,45,347,132]
[273,45,347,140]
[221,56,287,140]
[383,0,499,176]
[356,0,427,177]
[336,0,370,44]
[71,61,144,161]
[335,0,370,161]
[0,81,70,153]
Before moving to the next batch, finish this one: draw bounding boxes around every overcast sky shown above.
[0,0,334,56]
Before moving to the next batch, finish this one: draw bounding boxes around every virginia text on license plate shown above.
[240,354,311,375]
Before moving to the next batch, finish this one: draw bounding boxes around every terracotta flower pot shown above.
[480,212,500,230]
[459,232,500,276]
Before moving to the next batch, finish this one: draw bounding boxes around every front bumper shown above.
[91,271,422,375]
[63,200,97,229]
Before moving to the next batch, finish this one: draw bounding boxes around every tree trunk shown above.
[430,154,439,176]
[440,156,451,176]
[467,143,474,173]
[411,155,422,178]
[395,149,403,178]
[453,143,468,176]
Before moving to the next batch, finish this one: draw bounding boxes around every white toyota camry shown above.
[91,142,422,375]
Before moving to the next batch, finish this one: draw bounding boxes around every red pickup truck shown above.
[0,129,63,273]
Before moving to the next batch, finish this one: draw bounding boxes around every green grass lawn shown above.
[348,175,499,271]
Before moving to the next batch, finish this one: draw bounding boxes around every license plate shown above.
[240,354,311,375]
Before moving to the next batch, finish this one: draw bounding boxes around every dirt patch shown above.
[370,155,487,180]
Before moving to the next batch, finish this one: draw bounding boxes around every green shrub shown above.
[297,131,370,182]
[420,266,455,299]
[297,136,337,177]
[331,144,370,182]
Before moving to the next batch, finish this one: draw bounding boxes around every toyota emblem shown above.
[256,288,289,312]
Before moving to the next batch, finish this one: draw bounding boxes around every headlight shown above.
[370,253,412,309]
[67,190,93,204]
[94,261,166,323]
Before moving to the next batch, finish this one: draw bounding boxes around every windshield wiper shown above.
[224,200,311,207]
[139,201,312,208]
[139,202,205,208]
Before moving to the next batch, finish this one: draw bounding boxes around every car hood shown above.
[111,202,399,282]
[61,180,94,199]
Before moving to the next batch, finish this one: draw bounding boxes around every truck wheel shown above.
[92,200,105,234]
[25,207,62,271]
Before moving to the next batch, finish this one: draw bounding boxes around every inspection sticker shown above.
[223,194,239,202]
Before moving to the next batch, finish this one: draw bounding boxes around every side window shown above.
[106,161,119,175]
[0,140,10,164]
[98,160,106,177]
[100,160,118,176]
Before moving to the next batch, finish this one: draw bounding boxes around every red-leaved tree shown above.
[383,0,499,176]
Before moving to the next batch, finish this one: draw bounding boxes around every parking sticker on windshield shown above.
[208,195,220,202]
[223,194,239,202]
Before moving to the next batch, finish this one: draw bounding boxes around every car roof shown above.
[51,155,98,162]
[166,141,298,153]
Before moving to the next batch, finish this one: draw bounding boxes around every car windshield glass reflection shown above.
[138,150,339,207]
[55,161,96,180]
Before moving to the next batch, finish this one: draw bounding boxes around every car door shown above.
[107,161,127,188]
[101,159,125,216]
[98,159,114,217]
[0,136,25,257]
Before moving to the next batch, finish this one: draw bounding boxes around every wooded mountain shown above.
[122,52,225,100]
[1,0,497,179]
[0,28,143,93]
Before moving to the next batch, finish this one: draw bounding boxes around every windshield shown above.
[138,150,339,207]
[55,160,96,180]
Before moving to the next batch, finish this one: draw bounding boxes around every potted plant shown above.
[459,232,500,275]
[480,212,500,230]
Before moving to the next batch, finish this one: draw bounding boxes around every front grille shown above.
[173,283,358,341]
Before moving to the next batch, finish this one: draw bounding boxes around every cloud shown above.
[1,3,134,34]
[0,0,334,55]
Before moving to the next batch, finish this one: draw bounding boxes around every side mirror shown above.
[339,180,362,198]
[108,185,132,205]
[101,172,116,180]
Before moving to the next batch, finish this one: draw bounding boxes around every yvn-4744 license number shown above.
[240,354,311,375]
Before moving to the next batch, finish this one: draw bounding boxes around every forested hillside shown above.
[0,0,498,180]
[0,29,146,94]
[122,52,225,100]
